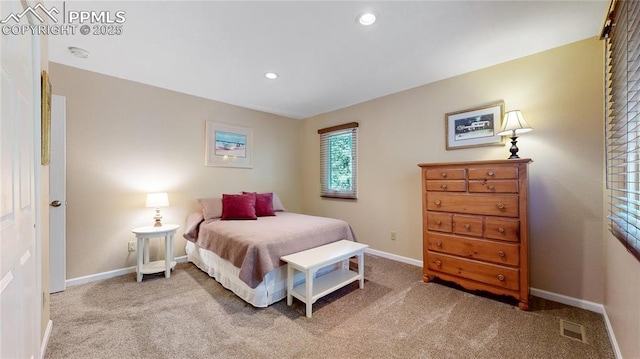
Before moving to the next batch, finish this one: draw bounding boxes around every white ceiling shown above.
[48,1,608,119]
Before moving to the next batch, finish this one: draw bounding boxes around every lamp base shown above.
[153,209,163,227]
[507,136,521,159]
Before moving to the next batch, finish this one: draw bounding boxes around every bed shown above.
[183,193,356,307]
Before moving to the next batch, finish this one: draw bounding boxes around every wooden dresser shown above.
[418,159,532,310]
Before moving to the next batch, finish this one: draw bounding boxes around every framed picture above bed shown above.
[445,102,505,150]
[205,121,253,168]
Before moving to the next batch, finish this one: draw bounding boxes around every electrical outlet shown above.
[390,231,397,241]
[128,241,136,252]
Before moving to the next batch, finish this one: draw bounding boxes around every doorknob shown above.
[50,200,62,207]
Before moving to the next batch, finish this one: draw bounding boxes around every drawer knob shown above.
[464,224,470,230]
[488,171,495,177]
[436,241,442,247]
[441,172,447,178]
[435,260,442,267]
[488,184,495,190]
[434,200,441,207]
[497,274,505,281]
[496,202,505,210]
[436,220,442,225]
[498,227,505,233]
[441,184,448,190]
[498,250,505,257]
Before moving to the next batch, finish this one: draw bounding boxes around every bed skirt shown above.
[186,241,336,307]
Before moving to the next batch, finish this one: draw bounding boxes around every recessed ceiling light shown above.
[357,12,377,26]
[68,46,90,59]
[265,72,278,80]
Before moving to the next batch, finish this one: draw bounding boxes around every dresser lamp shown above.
[146,192,169,227]
[497,110,533,159]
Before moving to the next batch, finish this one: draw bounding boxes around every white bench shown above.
[281,240,368,318]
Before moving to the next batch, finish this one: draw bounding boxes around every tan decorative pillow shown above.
[197,197,223,220]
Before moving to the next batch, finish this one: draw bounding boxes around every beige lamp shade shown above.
[497,110,533,137]
[146,192,169,208]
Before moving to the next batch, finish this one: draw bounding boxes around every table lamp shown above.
[146,192,169,227]
[497,110,533,159]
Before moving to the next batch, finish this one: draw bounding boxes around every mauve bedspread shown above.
[185,212,356,288]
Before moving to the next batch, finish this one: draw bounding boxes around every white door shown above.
[50,95,66,293]
[0,1,41,358]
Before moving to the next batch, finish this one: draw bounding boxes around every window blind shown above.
[605,0,640,261]
[318,122,358,199]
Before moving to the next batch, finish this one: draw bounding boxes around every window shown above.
[318,122,358,199]
[604,0,640,261]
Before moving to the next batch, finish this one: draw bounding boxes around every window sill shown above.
[321,194,357,200]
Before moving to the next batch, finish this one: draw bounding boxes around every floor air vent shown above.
[560,319,586,343]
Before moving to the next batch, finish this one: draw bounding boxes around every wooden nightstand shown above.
[131,224,179,282]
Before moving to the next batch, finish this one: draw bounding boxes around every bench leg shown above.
[358,252,365,289]
[287,265,294,306]
[341,259,348,270]
[305,269,313,318]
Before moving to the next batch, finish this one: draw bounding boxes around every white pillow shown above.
[272,193,286,212]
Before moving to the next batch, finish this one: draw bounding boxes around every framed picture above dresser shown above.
[418,159,532,310]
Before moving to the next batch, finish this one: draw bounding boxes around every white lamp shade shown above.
[146,192,169,208]
[497,110,533,136]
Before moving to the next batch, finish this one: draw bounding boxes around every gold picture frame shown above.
[445,102,505,150]
[41,70,51,165]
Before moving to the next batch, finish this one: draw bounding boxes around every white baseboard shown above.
[601,306,623,359]
[365,248,423,267]
[529,287,603,313]
[40,319,52,359]
[66,251,420,287]
[66,255,188,287]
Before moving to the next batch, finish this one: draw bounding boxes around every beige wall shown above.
[49,63,301,279]
[300,38,605,303]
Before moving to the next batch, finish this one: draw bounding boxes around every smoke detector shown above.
[68,47,90,59]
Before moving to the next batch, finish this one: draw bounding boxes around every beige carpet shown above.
[45,255,614,359]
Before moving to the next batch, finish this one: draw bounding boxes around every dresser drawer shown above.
[484,217,520,242]
[427,213,452,233]
[427,233,520,266]
[468,180,518,193]
[426,193,519,217]
[468,167,518,180]
[426,180,466,192]
[452,215,483,237]
[425,168,466,180]
[427,252,520,291]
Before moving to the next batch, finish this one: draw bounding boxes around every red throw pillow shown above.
[242,192,275,217]
[221,193,257,220]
